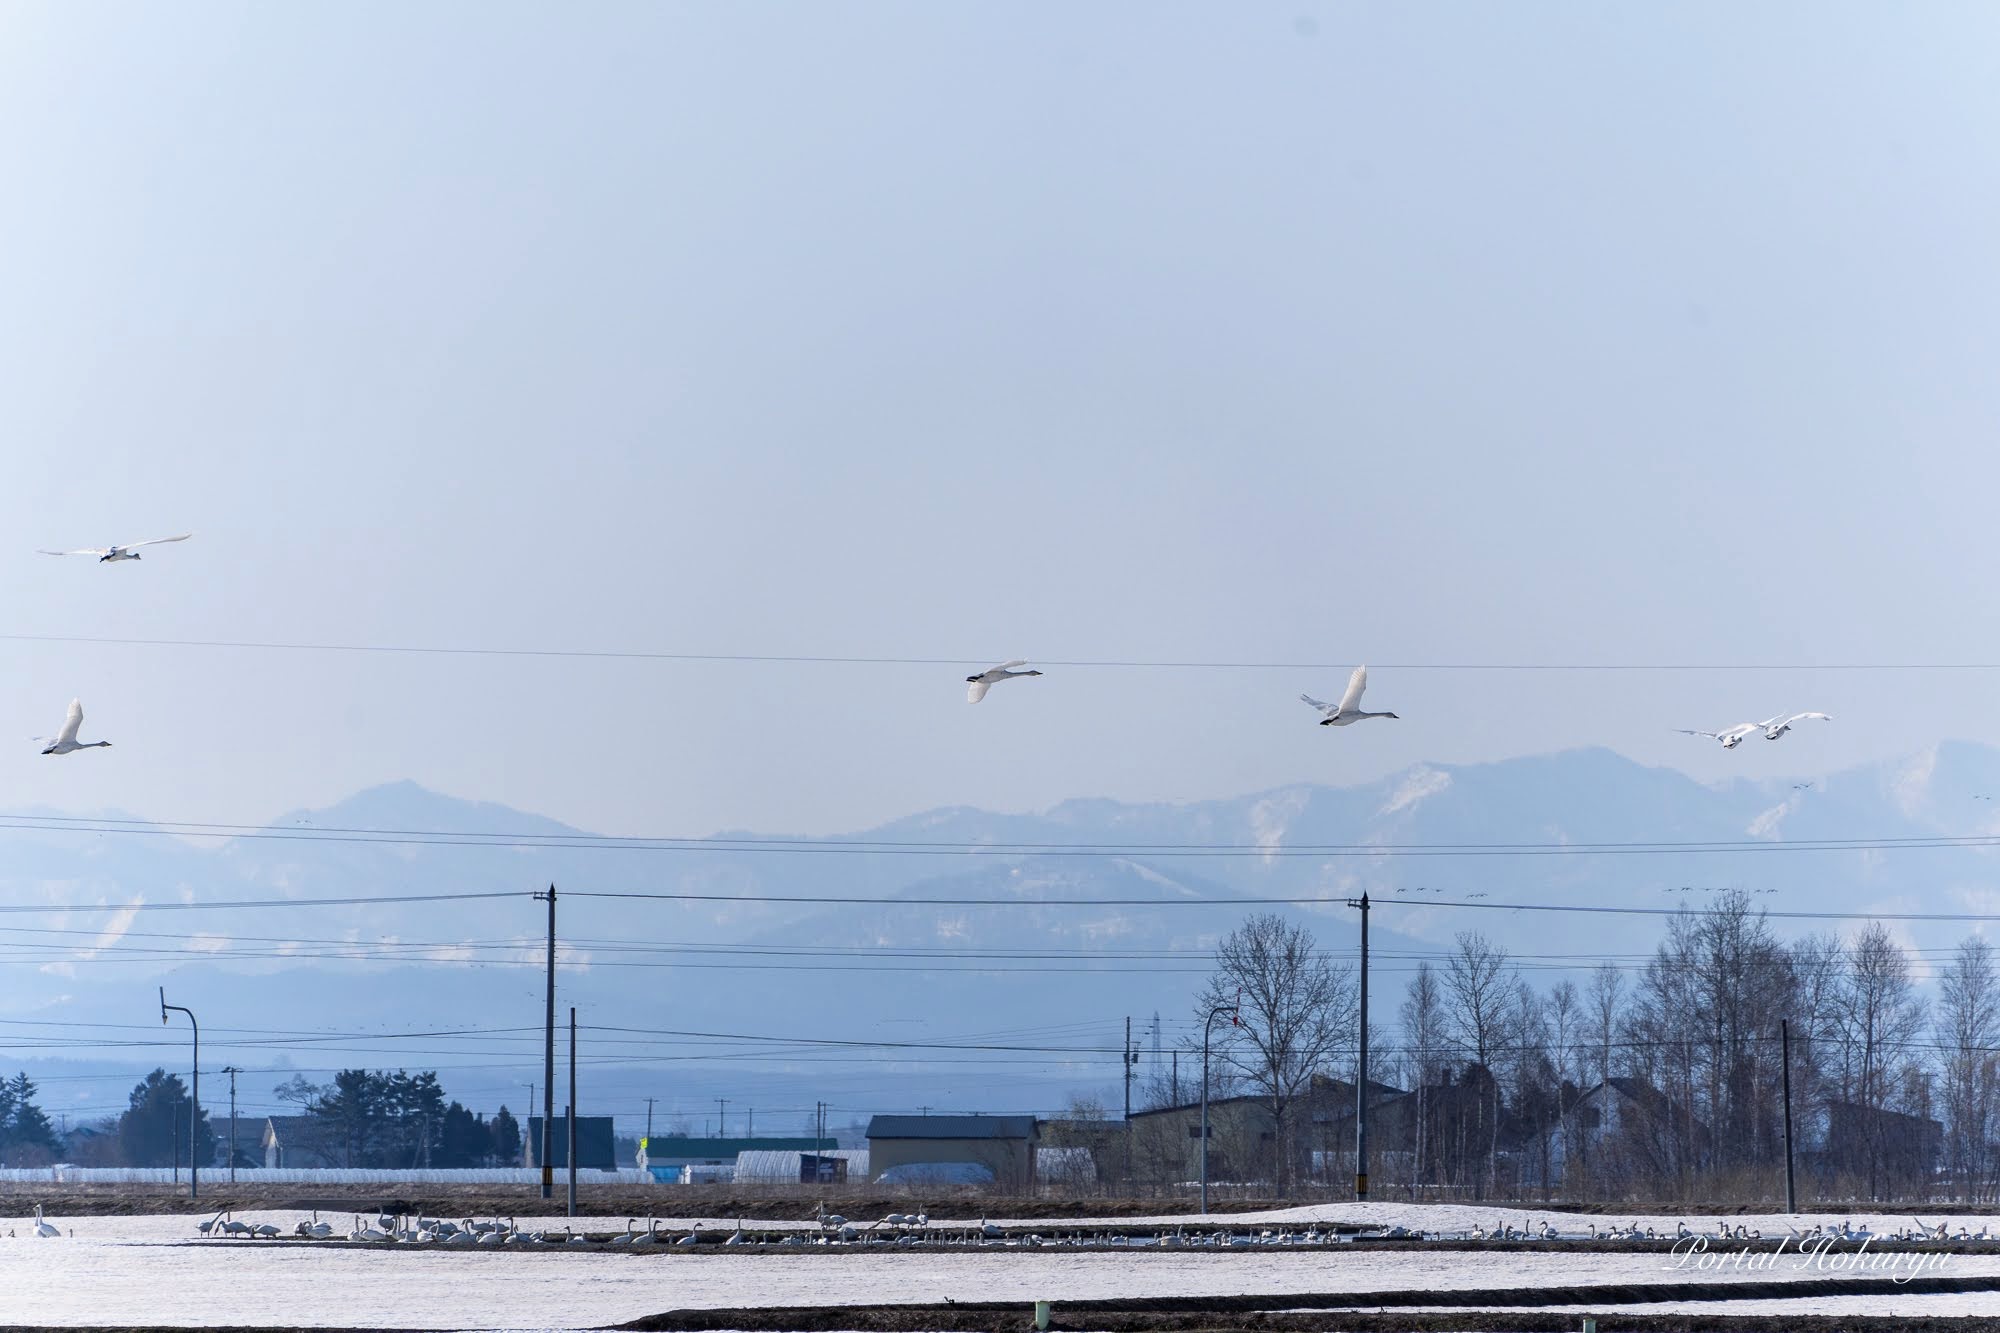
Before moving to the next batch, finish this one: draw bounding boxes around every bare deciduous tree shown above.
[1400,961,1446,1193]
[1443,931,1512,1195]
[1838,922,1929,1197]
[1938,937,2000,1200]
[1198,913,1356,1195]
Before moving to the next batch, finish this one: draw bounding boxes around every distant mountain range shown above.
[11,743,2000,1134]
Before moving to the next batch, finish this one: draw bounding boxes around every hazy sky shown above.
[3,1,1998,838]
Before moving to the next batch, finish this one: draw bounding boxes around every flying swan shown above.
[38,533,192,563]
[1301,666,1399,726]
[966,660,1043,704]
[40,700,111,756]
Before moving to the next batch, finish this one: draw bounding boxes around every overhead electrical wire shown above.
[10,629,2000,670]
[4,883,1996,922]
[8,810,2000,858]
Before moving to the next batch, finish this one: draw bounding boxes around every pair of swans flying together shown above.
[967,659,1406,728]
[39,532,192,563]
[31,532,187,755]
[1678,712,1832,749]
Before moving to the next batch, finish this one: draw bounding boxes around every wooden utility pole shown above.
[1347,893,1371,1200]
[222,1066,242,1182]
[1123,1016,1136,1185]
[567,1006,579,1217]
[536,884,557,1200]
[1782,1019,1798,1213]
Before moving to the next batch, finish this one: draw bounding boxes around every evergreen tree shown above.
[385,1071,447,1167]
[118,1069,213,1167]
[490,1104,521,1167]
[313,1070,386,1167]
[307,1070,458,1166]
[4,1072,61,1158]
[438,1101,487,1167]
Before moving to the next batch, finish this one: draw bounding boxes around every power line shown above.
[4,883,1991,923]
[11,810,2000,858]
[0,890,522,916]
[13,629,2000,670]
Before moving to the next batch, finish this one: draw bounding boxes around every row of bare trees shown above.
[1130,896,1992,1203]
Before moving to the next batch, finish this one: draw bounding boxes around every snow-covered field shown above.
[8,1203,2000,1328]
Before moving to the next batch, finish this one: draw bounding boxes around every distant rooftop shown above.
[866,1115,1038,1141]
[643,1136,832,1157]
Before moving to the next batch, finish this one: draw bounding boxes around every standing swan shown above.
[1301,666,1399,726]
[32,1205,60,1238]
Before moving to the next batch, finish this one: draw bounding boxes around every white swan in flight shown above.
[966,660,1042,704]
[40,700,111,755]
[1760,711,1831,741]
[1300,666,1399,726]
[1677,722,1759,749]
[39,533,192,563]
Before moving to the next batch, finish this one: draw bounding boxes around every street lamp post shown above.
[1199,1002,1238,1214]
[160,988,199,1201]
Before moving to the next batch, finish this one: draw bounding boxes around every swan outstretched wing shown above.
[122,533,193,549]
[1766,711,1831,729]
[56,700,83,747]
[989,659,1027,672]
[1337,666,1368,714]
[967,679,992,704]
[1300,693,1333,714]
[38,547,109,557]
[1676,729,1722,739]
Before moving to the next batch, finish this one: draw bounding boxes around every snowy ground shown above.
[31,1197,2000,1241]
[9,1204,2000,1328]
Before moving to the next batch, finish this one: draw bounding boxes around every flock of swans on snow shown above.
[179,1205,959,1248]
[17,1198,2000,1248]
[973,659,1827,750]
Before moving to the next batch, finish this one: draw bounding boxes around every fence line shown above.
[0,1167,653,1185]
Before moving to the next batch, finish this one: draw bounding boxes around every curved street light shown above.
[1199,1001,1239,1214]
[160,988,199,1201]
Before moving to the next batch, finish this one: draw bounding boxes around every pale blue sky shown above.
[2,1,1998,837]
